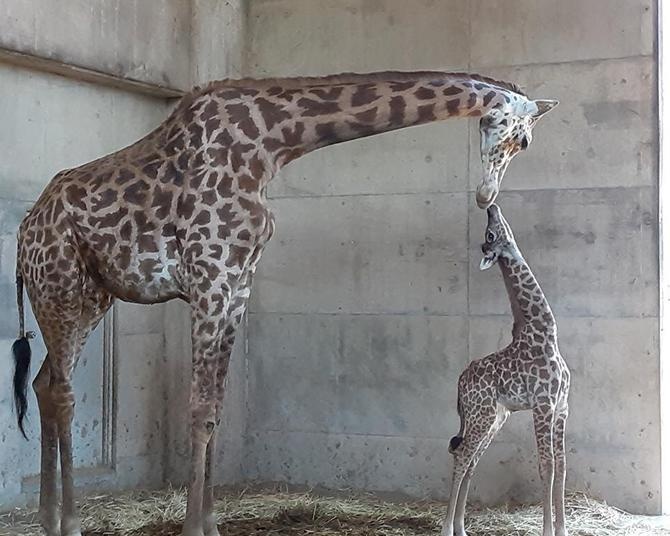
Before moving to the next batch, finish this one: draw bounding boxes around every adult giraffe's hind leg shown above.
[32,357,60,536]
[29,276,112,536]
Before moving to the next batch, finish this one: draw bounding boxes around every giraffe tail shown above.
[448,392,465,454]
[12,245,34,440]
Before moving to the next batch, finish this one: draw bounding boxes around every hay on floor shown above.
[1,487,668,536]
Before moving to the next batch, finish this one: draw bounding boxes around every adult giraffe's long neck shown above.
[208,71,524,179]
[498,249,556,335]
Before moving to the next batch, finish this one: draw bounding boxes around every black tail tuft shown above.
[12,336,31,440]
[449,435,463,453]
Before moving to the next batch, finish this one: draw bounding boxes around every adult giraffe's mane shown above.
[190,71,527,97]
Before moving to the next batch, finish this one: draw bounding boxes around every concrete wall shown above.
[242,0,660,514]
[0,0,191,90]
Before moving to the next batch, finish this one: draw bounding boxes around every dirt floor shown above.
[1,487,669,536]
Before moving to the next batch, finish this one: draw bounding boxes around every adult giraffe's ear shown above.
[532,99,559,121]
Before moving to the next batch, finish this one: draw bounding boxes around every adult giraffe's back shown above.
[10,71,557,536]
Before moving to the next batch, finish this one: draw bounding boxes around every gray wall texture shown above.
[0,0,661,516]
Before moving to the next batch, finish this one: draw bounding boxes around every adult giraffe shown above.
[11,71,557,536]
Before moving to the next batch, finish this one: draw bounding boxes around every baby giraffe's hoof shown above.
[440,523,468,536]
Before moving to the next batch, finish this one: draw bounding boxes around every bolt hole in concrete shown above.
[1,488,669,535]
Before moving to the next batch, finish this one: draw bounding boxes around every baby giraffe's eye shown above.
[486,230,496,243]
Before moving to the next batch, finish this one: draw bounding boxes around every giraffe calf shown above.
[441,204,570,536]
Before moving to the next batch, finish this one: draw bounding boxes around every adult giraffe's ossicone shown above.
[10,70,557,536]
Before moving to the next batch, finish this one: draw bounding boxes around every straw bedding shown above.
[1,487,668,536]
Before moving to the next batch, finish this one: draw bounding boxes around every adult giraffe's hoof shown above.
[60,517,82,536]
[180,521,205,536]
[37,514,59,536]
[203,515,221,536]
[180,530,205,536]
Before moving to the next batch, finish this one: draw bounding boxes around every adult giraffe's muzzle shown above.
[476,173,499,209]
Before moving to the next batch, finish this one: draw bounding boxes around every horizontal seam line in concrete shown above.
[118,330,165,336]
[252,428,451,441]
[250,429,661,452]
[0,196,35,205]
[3,183,655,206]
[268,190,464,200]
[267,184,655,200]
[247,311,659,319]
[0,49,652,100]
[469,53,654,71]
[0,46,186,99]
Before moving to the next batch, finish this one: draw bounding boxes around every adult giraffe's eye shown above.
[486,230,496,243]
[520,136,529,150]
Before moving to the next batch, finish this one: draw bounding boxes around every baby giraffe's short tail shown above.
[448,393,465,454]
[12,250,34,440]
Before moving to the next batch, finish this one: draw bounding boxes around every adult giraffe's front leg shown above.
[202,289,249,536]
[200,290,247,535]
[552,405,569,536]
[182,279,233,536]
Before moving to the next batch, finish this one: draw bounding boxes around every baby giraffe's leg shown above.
[442,405,499,536]
[454,405,509,536]
[442,450,472,536]
[533,405,556,536]
[552,406,569,536]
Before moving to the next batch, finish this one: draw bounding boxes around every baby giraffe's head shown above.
[479,204,519,270]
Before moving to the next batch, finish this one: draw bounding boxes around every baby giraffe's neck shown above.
[498,248,555,336]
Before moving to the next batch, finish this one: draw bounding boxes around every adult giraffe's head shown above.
[476,98,558,209]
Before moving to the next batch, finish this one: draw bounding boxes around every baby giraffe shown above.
[442,204,570,536]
